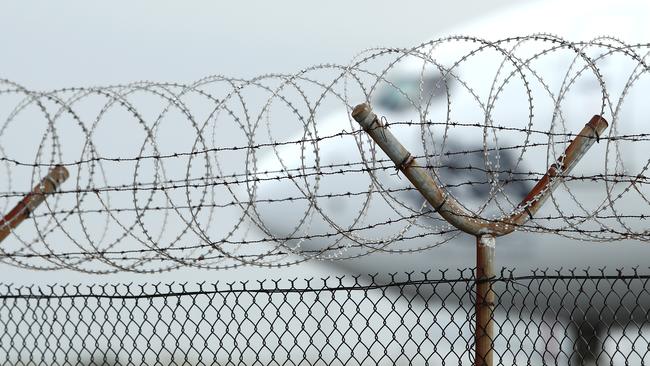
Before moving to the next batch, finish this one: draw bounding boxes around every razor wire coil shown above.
[0,35,649,272]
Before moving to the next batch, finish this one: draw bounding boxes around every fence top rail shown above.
[1,267,649,299]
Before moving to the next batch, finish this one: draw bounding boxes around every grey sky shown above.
[1,1,521,89]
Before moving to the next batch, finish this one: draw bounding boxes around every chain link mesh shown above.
[1,268,649,365]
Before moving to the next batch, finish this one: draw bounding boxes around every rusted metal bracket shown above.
[0,165,69,243]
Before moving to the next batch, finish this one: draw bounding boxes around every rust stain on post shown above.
[503,115,609,233]
[0,165,69,243]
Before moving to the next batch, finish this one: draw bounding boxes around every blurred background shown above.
[3,2,650,365]
[0,0,527,285]
[2,0,648,285]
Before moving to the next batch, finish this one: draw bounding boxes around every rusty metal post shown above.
[475,234,495,366]
[0,165,69,243]
[351,102,608,366]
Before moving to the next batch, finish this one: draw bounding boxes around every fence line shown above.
[2,268,649,365]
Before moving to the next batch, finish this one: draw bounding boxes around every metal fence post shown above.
[351,102,607,366]
[476,234,495,366]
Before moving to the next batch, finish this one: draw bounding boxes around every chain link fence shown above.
[1,268,649,365]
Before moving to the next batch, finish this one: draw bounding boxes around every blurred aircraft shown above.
[254,0,649,276]
[251,0,650,361]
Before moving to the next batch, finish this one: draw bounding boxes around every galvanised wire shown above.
[0,35,649,272]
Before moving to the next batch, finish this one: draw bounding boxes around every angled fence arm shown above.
[506,115,609,231]
[0,165,69,243]
[352,103,491,235]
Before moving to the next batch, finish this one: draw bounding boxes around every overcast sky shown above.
[1,1,522,89]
